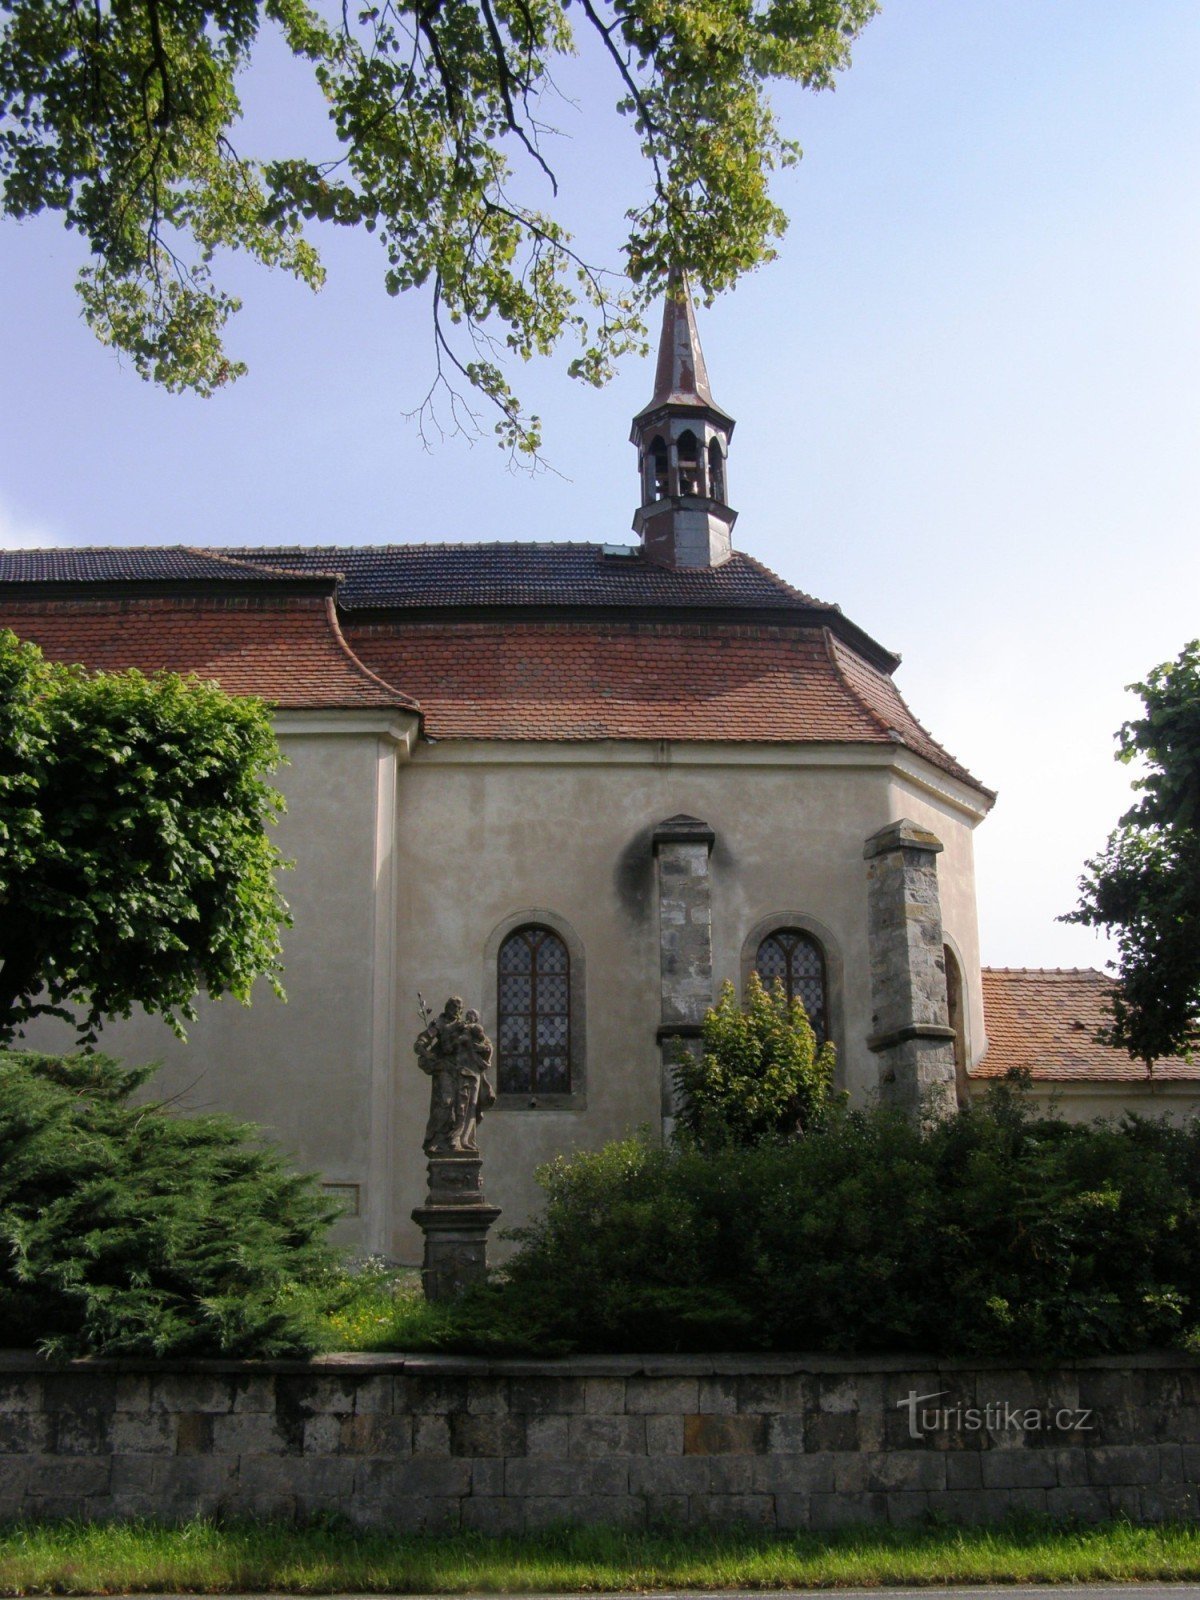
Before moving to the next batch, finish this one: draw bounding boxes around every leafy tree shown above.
[672,972,836,1149]
[0,1049,335,1356]
[1065,640,1200,1066]
[0,629,289,1044]
[0,0,878,452]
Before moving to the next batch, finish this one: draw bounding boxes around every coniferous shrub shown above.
[0,1050,337,1357]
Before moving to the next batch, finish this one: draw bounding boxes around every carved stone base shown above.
[425,1154,485,1206]
[412,1155,501,1303]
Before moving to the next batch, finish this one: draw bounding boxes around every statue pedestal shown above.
[411,1155,501,1303]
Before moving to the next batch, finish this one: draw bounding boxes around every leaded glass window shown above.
[755,929,827,1042]
[497,926,571,1094]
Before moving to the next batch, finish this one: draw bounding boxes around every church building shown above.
[2,283,1195,1261]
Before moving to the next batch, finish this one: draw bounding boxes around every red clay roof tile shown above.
[346,617,983,788]
[0,543,987,788]
[0,595,416,711]
[977,968,1199,1082]
[825,634,983,792]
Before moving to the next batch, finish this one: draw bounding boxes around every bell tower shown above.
[631,273,736,569]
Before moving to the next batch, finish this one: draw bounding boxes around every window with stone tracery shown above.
[497,926,571,1094]
[754,928,828,1042]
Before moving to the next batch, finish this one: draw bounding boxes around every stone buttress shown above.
[653,814,716,1132]
[864,819,957,1120]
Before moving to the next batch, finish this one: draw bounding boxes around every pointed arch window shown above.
[676,429,701,496]
[497,926,571,1094]
[755,929,828,1042]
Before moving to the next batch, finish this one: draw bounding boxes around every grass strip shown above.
[3,1515,1200,1594]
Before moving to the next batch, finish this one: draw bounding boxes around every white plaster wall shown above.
[388,740,989,1261]
[14,726,995,1264]
[967,1079,1200,1123]
[15,726,392,1253]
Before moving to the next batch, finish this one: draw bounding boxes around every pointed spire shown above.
[650,270,714,408]
[629,273,737,570]
[635,271,733,426]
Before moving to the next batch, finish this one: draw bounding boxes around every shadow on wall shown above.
[613,825,656,924]
[613,820,739,927]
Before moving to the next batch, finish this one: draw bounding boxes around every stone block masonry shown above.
[864,819,958,1120]
[653,814,716,1126]
[0,1352,1197,1529]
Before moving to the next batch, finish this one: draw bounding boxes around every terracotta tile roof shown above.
[0,546,334,585]
[977,968,1200,1082]
[0,595,416,711]
[346,616,985,789]
[208,543,838,616]
[0,543,985,786]
[825,634,985,794]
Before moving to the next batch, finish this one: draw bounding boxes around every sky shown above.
[2,0,1198,970]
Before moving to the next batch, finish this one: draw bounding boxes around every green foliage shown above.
[0,1049,336,1356]
[673,973,837,1148]
[0,629,289,1044]
[0,0,878,453]
[304,1258,570,1359]
[438,1086,1200,1358]
[1065,640,1200,1064]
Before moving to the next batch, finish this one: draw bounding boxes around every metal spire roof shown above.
[634,272,734,427]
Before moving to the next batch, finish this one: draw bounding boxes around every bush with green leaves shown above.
[672,974,837,1149]
[445,1083,1200,1359]
[0,1050,337,1357]
[0,628,289,1046]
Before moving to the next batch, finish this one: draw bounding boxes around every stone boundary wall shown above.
[0,1351,1197,1530]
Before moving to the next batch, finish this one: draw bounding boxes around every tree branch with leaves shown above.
[0,0,878,454]
[1064,640,1200,1067]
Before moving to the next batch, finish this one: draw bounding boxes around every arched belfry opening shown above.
[630,272,736,569]
[676,429,701,496]
[649,436,669,501]
[708,438,725,504]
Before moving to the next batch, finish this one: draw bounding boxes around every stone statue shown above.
[412,995,502,1301]
[414,996,497,1156]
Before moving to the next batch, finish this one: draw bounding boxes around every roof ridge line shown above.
[739,551,836,611]
[14,542,196,553]
[983,966,1110,976]
[820,627,898,744]
[188,546,345,584]
[825,628,993,800]
[219,541,612,555]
